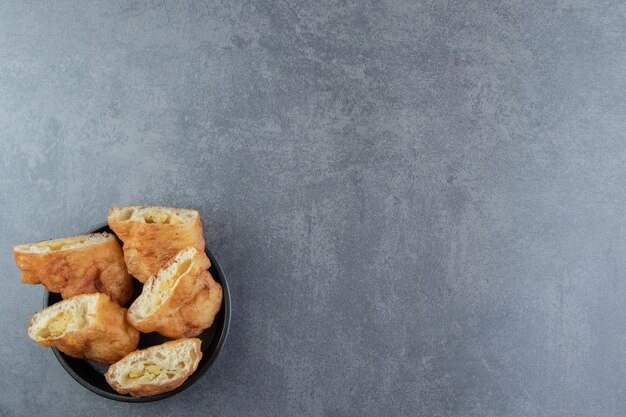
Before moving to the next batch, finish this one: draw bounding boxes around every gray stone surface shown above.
[0,0,625,415]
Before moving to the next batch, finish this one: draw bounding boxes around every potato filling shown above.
[126,364,173,381]
[114,206,194,225]
[47,311,73,337]
[34,237,87,251]
[17,234,109,253]
[158,259,192,294]
[140,209,183,225]
[37,308,86,339]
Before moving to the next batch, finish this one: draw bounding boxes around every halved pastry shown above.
[13,232,132,305]
[108,206,206,283]
[127,246,223,339]
[105,338,202,397]
[28,293,139,364]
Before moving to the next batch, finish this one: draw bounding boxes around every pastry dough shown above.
[108,206,206,283]
[105,338,202,397]
[127,247,222,339]
[28,293,139,364]
[13,233,132,305]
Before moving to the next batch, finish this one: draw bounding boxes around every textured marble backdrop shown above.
[1,1,625,416]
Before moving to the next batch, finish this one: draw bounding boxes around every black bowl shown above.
[43,224,231,402]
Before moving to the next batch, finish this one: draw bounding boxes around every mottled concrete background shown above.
[1,1,625,416]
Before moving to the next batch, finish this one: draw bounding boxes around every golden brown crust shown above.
[28,294,139,364]
[127,251,222,339]
[13,234,132,305]
[105,338,202,397]
[177,271,223,336]
[108,206,206,283]
[135,272,222,339]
